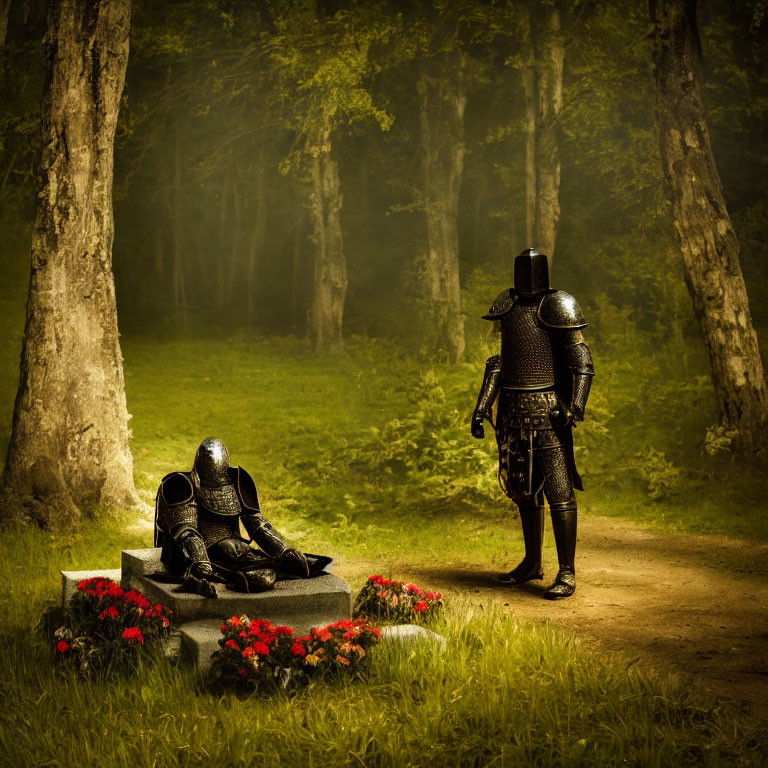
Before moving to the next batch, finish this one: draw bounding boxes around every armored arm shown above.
[471,355,501,439]
[157,474,223,597]
[538,291,594,426]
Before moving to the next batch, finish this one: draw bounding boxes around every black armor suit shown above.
[154,438,330,597]
[472,249,594,599]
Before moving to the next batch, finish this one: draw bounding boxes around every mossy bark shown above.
[1,0,140,527]
[651,0,768,453]
[418,52,467,365]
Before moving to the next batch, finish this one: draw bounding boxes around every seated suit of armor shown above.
[471,249,594,599]
[154,438,329,597]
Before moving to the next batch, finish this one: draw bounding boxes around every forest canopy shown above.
[0,0,764,351]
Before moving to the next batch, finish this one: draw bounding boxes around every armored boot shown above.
[544,502,577,599]
[498,501,545,585]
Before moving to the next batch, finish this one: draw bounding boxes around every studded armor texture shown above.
[158,497,198,536]
[500,302,556,389]
[194,482,241,516]
[196,504,242,547]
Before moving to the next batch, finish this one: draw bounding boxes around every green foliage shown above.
[53,577,172,679]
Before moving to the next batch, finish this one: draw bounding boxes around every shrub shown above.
[208,615,381,691]
[54,577,172,678]
[354,575,443,623]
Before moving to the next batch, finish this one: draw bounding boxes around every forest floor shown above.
[314,514,768,716]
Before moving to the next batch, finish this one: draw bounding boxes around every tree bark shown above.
[418,51,467,364]
[246,149,266,324]
[650,0,768,453]
[1,0,140,527]
[308,124,346,355]
[0,0,11,48]
[522,2,563,262]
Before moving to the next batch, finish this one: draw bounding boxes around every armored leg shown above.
[498,497,545,585]
[540,446,577,599]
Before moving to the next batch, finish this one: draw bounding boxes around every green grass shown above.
[0,519,765,767]
[1,334,767,765]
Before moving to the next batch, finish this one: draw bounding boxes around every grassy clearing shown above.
[0,334,766,764]
[0,518,765,768]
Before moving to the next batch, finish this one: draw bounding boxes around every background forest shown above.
[1,1,768,765]
[1,0,766,533]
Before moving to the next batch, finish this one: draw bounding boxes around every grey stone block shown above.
[380,624,447,647]
[61,569,122,607]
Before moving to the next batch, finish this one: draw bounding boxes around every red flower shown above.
[237,668,249,678]
[242,646,255,658]
[98,605,120,621]
[315,628,332,642]
[56,640,70,653]
[435,593,442,600]
[290,643,307,658]
[125,590,151,610]
[225,639,239,651]
[344,630,357,640]
[122,627,144,644]
[369,627,381,638]
[413,600,428,613]
[252,641,270,656]
[220,624,228,633]
[275,625,294,636]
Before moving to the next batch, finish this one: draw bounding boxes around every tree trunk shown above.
[418,52,467,364]
[522,2,563,262]
[0,0,11,47]
[171,121,187,323]
[308,124,346,355]
[246,149,266,325]
[650,0,768,453]
[1,0,140,528]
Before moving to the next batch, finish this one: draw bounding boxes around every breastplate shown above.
[500,302,556,389]
[194,481,241,516]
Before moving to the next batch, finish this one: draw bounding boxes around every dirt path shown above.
[335,515,768,716]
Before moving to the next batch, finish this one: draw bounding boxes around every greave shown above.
[520,502,545,567]
[550,502,577,573]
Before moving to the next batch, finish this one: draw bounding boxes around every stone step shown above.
[61,568,122,607]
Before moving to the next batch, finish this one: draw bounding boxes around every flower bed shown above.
[353,575,443,623]
[54,577,172,677]
[209,615,381,690]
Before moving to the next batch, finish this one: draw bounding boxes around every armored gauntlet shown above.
[563,338,594,422]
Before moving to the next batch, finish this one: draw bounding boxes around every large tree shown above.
[1,0,140,527]
[650,0,768,452]
[418,41,467,364]
[271,1,392,355]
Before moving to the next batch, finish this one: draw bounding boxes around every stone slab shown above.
[380,624,447,648]
[61,569,122,607]
[120,549,352,625]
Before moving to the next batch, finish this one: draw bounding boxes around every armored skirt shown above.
[495,389,580,503]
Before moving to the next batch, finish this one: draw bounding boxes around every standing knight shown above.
[154,438,329,597]
[471,249,594,599]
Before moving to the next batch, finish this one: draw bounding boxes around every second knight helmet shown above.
[514,248,550,296]
[193,437,231,486]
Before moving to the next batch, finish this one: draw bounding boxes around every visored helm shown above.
[513,248,550,296]
[193,437,231,486]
